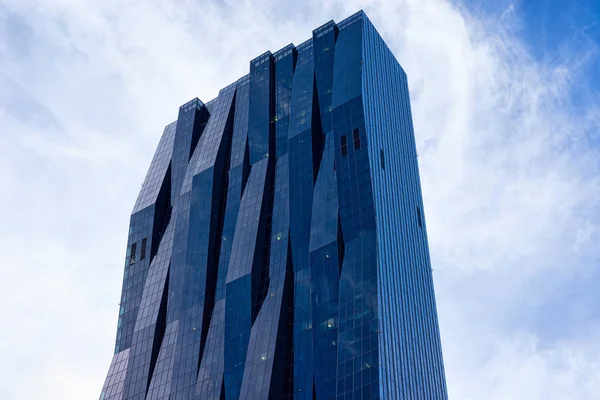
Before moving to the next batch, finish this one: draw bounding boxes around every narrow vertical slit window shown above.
[353,128,361,150]
[416,206,422,228]
[380,149,385,170]
[140,238,147,261]
[341,135,348,157]
[129,242,137,265]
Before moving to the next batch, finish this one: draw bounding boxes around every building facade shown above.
[100,10,447,400]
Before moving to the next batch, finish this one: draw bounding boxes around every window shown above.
[353,128,361,150]
[129,242,137,265]
[416,206,422,228]
[380,149,385,170]
[341,135,348,157]
[140,238,147,261]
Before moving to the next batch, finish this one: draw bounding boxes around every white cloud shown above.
[0,0,599,399]
[449,334,600,400]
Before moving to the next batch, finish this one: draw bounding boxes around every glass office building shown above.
[100,10,447,400]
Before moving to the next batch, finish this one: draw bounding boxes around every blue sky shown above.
[475,0,600,108]
[455,0,600,341]
[1,0,599,399]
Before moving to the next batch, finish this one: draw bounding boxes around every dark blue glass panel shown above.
[309,133,341,400]
[274,45,297,158]
[361,16,448,399]
[168,89,236,400]
[288,39,320,400]
[248,52,275,165]
[194,77,250,400]
[224,157,272,399]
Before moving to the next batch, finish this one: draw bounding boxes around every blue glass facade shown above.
[101,10,447,400]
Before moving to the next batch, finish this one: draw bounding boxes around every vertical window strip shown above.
[129,242,137,265]
[353,128,361,150]
[140,238,147,261]
[341,135,348,157]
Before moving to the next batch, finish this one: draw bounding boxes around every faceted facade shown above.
[100,10,447,400]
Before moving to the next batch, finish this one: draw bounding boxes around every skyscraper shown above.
[100,10,447,400]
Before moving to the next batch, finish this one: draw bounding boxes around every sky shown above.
[1,0,599,399]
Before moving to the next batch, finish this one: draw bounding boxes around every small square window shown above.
[380,149,385,170]
[341,135,348,157]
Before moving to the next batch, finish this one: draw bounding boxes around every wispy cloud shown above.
[0,0,598,398]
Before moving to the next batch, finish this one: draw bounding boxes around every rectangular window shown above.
[129,242,137,265]
[341,135,348,157]
[416,206,422,228]
[380,149,385,170]
[353,128,361,150]
[140,238,147,261]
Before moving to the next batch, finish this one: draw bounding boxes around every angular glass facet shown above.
[101,10,448,400]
